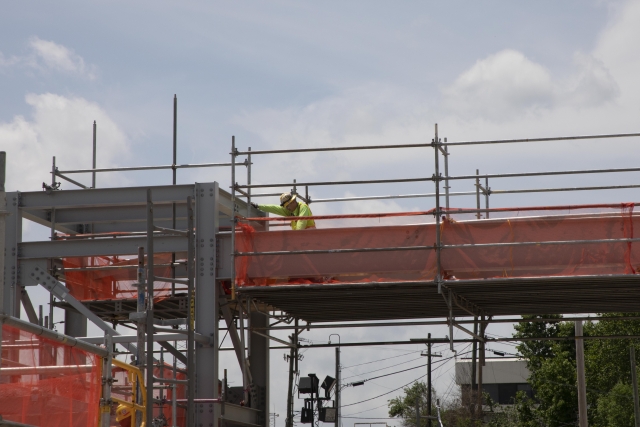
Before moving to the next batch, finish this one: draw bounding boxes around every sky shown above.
[3,0,640,425]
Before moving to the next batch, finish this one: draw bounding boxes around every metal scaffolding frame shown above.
[1,118,640,427]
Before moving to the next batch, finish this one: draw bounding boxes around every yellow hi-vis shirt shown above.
[257,202,316,230]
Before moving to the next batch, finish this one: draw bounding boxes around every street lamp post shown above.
[329,334,341,427]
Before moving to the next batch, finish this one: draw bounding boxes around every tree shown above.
[514,313,640,427]
[388,382,433,427]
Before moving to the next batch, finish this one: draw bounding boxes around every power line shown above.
[342,349,424,369]
[342,350,471,407]
[342,356,425,380]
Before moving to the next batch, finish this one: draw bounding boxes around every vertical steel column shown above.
[433,124,443,294]
[575,321,588,427]
[92,121,97,189]
[484,177,490,219]
[146,189,155,426]
[187,195,195,427]
[250,305,270,426]
[231,136,237,299]
[195,183,220,427]
[3,191,21,318]
[136,246,145,427]
[631,347,640,427]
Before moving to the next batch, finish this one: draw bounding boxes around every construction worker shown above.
[251,192,316,230]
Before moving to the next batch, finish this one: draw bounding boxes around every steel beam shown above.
[21,264,137,354]
[19,235,187,259]
[249,309,269,427]
[3,192,20,317]
[19,184,196,209]
[195,182,220,426]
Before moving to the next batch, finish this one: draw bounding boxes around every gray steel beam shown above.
[20,264,137,354]
[249,308,269,427]
[22,203,188,227]
[195,182,220,426]
[3,192,21,317]
[19,288,39,324]
[19,184,196,209]
[19,235,187,259]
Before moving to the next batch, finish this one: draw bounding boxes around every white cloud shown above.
[29,37,97,79]
[442,49,555,121]
[0,93,129,192]
[0,37,97,79]
[441,49,620,121]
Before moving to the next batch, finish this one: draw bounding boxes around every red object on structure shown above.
[236,203,639,287]
[0,325,102,427]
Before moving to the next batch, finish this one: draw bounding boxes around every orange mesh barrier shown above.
[0,325,102,427]
[236,203,639,286]
[63,254,177,301]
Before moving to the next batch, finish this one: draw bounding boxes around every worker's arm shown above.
[256,204,289,217]
[294,203,312,230]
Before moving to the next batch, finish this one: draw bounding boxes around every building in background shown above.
[455,358,533,406]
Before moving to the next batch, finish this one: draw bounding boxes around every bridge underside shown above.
[238,274,640,323]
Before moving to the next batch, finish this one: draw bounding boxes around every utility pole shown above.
[427,333,432,427]
[631,347,640,427]
[335,346,340,427]
[575,321,588,427]
[286,335,295,427]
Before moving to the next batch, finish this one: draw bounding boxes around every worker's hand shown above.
[251,202,259,210]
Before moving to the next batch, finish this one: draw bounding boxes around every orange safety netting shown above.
[0,324,102,427]
[235,203,640,286]
[63,254,178,301]
[109,364,187,426]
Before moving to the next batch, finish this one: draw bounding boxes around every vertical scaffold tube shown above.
[239,299,249,404]
[171,95,178,297]
[101,333,113,427]
[247,147,252,217]
[136,246,145,427]
[187,196,195,427]
[146,189,155,426]
[485,177,490,219]
[92,121,97,189]
[433,124,443,293]
[444,144,450,218]
[231,136,237,299]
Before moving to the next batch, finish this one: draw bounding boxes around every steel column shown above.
[3,192,20,317]
[195,182,220,427]
[250,307,269,426]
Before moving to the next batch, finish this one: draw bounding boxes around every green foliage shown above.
[513,313,640,427]
[388,381,433,427]
[595,382,634,427]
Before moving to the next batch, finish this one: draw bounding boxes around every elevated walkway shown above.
[235,204,640,322]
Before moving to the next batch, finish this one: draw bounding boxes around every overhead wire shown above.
[342,350,471,407]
